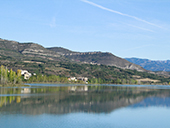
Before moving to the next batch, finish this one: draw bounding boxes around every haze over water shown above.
[0,84,170,128]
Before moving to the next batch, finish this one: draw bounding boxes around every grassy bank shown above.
[0,84,30,87]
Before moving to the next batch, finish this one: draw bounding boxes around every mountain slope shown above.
[47,47,145,72]
[0,38,68,73]
[0,38,63,60]
[125,58,170,71]
[0,38,170,84]
[0,38,145,72]
[47,47,77,55]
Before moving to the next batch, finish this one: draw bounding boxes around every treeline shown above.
[26,74,69,83]
[0,65,22,85]
[26,74,88,84]
[88,78,138,84]
[60,62,170,84]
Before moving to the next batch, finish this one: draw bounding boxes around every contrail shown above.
[126,24,155,32]
[81,0,162,28]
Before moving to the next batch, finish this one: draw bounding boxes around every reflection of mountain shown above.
[0,86,170,115]
[130,97,170,108]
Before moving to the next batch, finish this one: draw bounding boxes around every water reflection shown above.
[0,85,170,115]
[21,88,31,93]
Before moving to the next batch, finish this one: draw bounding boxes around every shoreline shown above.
[1,82,170,87]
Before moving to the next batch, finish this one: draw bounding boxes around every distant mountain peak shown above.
[125,58,170,71]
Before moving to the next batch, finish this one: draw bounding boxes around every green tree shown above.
[17,70,22,84]
[0,65,4,84]
[9,69,14,83]
[4,67,8,84]
[13,72,17,84]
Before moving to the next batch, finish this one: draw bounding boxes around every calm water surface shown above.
[0,84,170,128]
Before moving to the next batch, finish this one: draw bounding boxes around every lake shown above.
[1,84,170,128]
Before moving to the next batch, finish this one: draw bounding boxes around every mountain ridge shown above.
[125,57,170,71]
[47,47,145,72]
[0,38,145,72]
[0,38,170,84]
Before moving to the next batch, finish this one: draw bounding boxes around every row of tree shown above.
[27,74,69,83]
[88,78,138,84]
[0,65,22,85]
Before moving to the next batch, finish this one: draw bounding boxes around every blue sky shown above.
[0,0,170,60]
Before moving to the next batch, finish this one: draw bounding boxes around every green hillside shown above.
[0,38,170,84]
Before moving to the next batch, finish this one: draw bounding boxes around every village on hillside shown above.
[21,69,88,84]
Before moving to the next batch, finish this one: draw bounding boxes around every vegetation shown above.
[26,75,68,83]
[0,65,22,86]
[1,38,170,85]
[59,62,170,85]
[1,59,170,85]
[17,61,170,85]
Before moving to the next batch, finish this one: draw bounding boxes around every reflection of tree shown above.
[0,86,170,115]
[0,88,21,107]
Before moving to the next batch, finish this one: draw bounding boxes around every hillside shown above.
[0,38,145,72]
[0,38,170,84]
[47,47,145,72]
[0,38,69,73]
[47,47,77,55]
[125,58,170,71]
[0,38,62,60]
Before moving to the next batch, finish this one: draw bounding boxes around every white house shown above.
[21,70,32,80]
[68,77,77,81]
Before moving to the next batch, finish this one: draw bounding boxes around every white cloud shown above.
[81,0,162,28]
